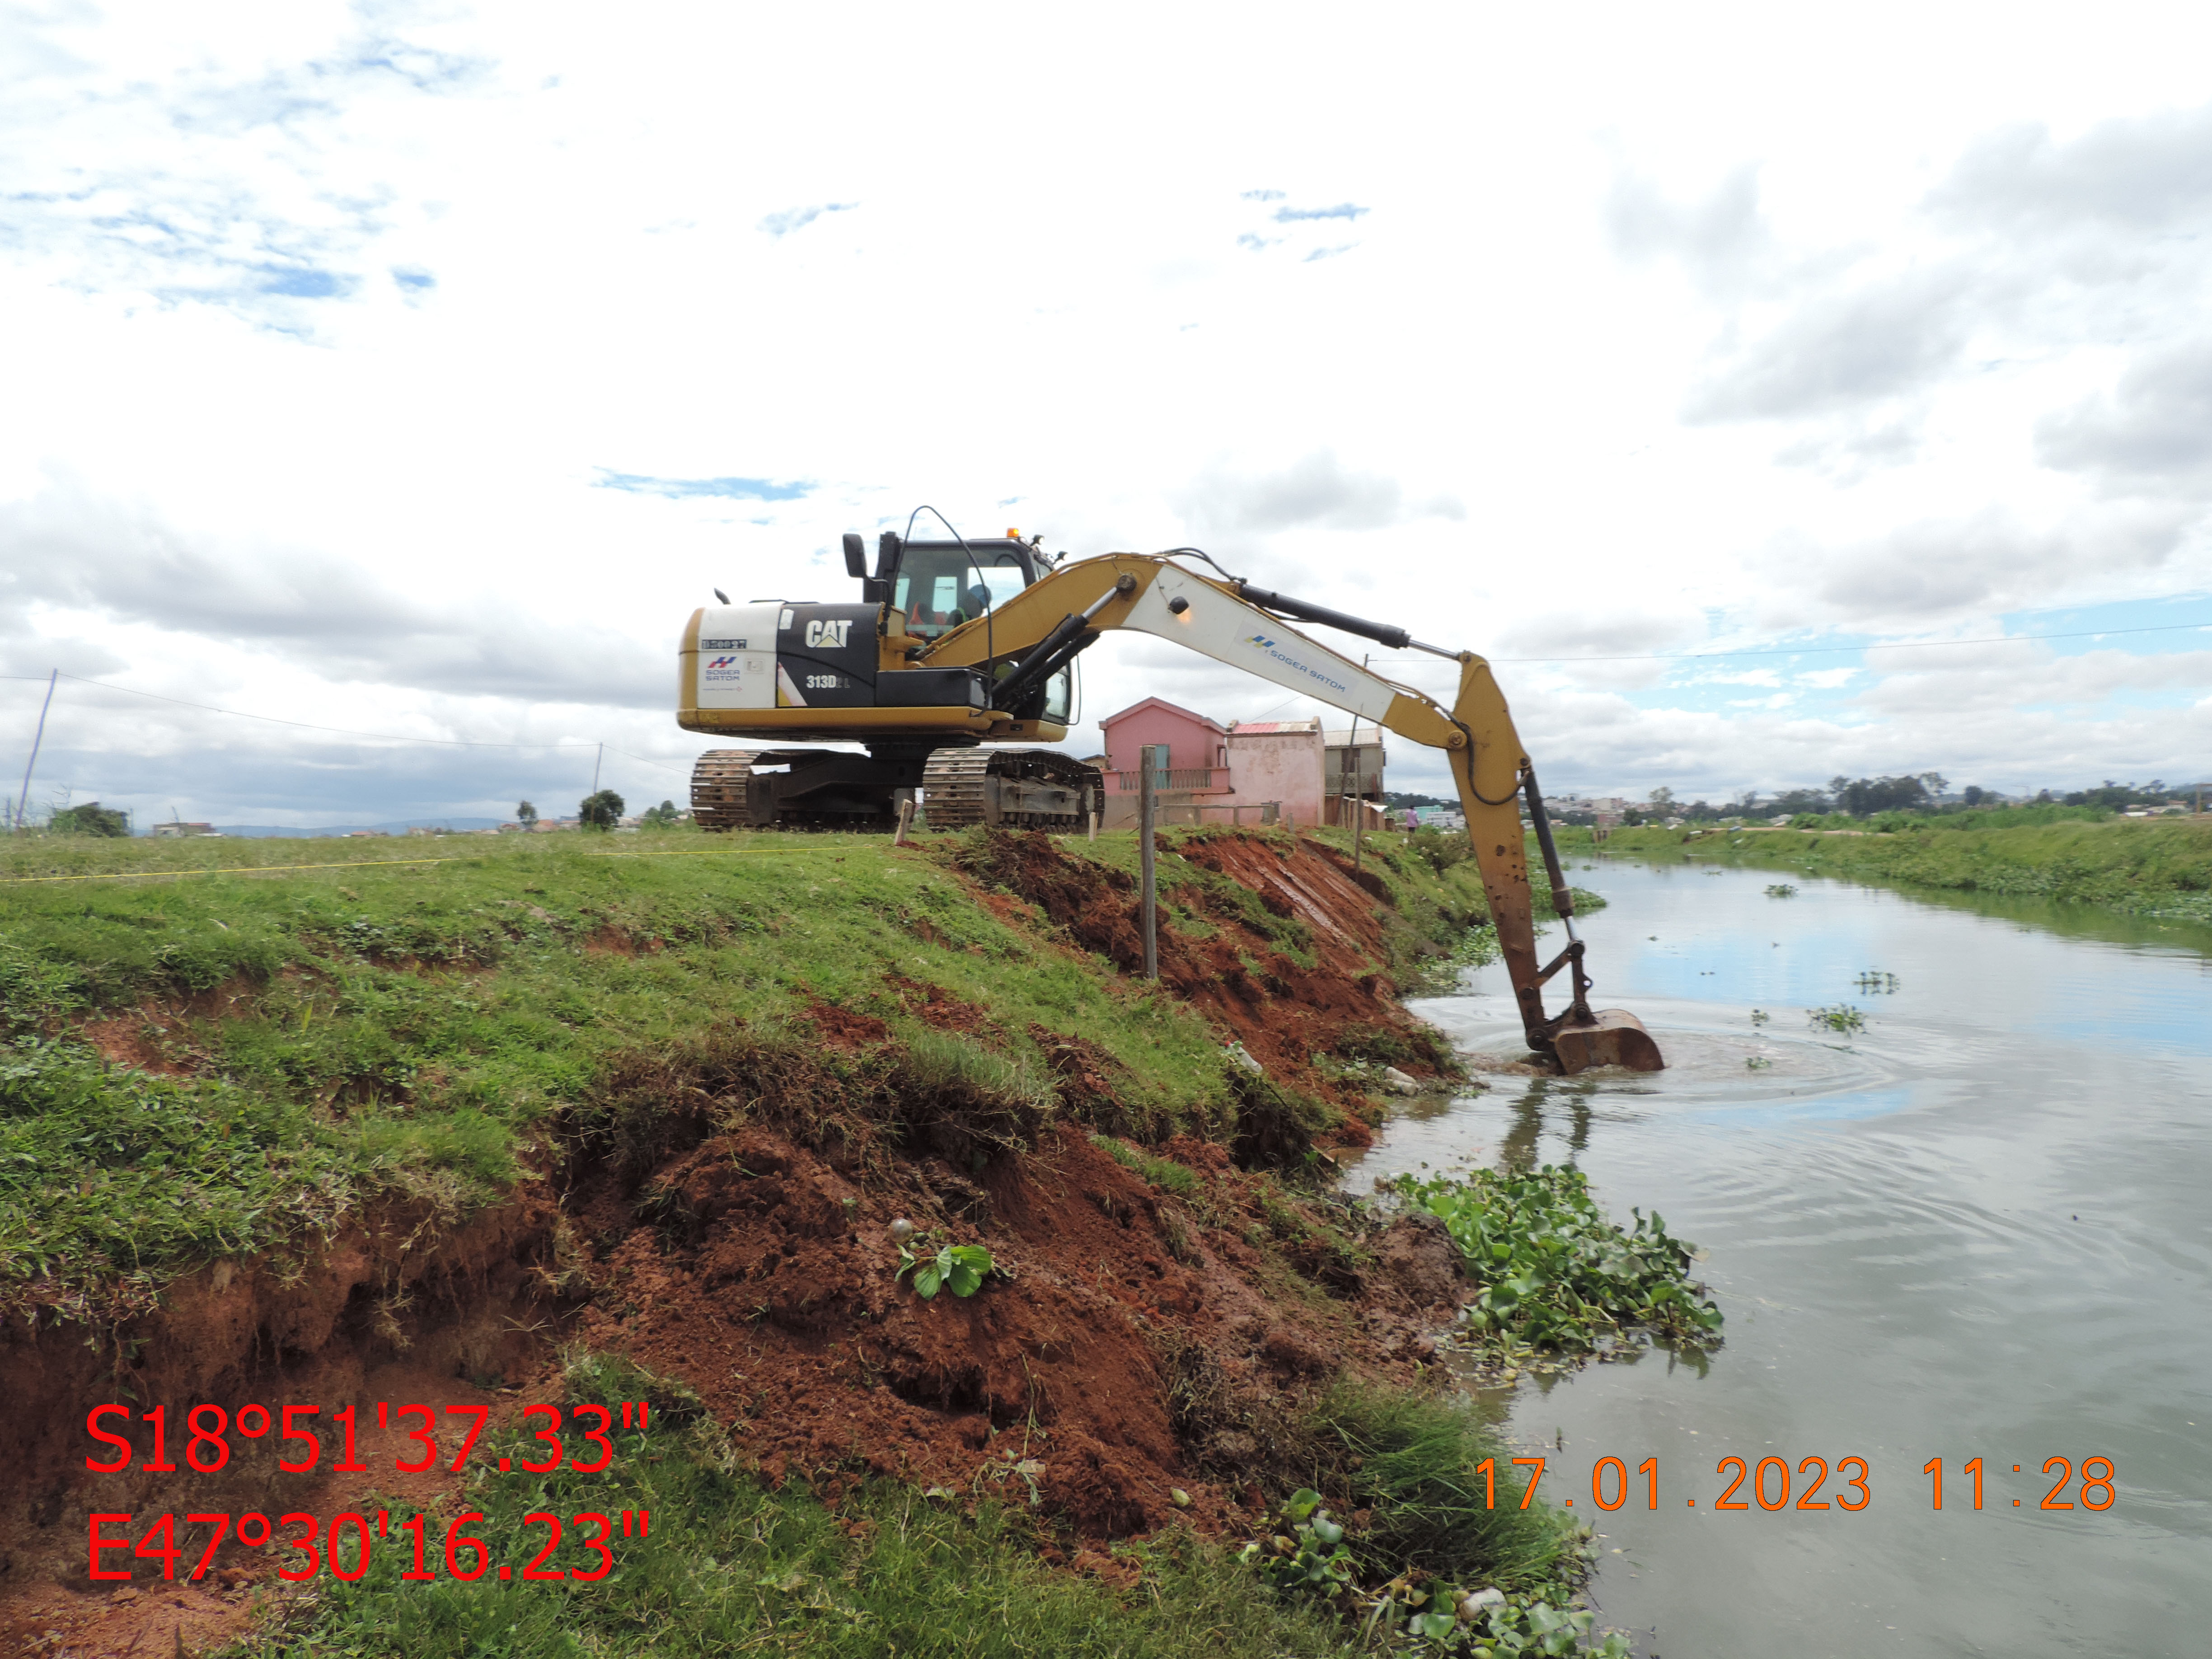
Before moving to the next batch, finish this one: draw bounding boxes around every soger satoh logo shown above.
[1245,633,1277,650]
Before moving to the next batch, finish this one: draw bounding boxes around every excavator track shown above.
[690,749,768,830]
[921,749,1101,832]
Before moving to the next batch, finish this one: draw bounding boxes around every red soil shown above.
[586,1125,1466,1539]
[955,829,1444,1111]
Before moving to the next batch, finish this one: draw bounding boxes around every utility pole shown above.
[1139,743,1160,980]
[591,743,604,796]
[13,670,56,832]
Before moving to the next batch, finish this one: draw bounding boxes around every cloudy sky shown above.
[5,0,2211,826]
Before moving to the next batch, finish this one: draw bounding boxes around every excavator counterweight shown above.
[675,531,1662,1074]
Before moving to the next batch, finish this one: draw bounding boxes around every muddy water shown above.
[1341,856,2212,1657]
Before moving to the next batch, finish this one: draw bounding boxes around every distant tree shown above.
[2062,779,2165,811]
[516,800,539,825]
[1917,772,1949,797]
[1770,787,1832,815]
[1382,791,1455,811]
[1835,775,1930,816]
[639,798,681,827]
[578,789,625,830]
[1961,785,1987,806]
[50,801,131,837]
[1648,785,1676,813]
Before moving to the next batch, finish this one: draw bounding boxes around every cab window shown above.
[894,547,1031,639]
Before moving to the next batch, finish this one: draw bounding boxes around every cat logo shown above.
[805,619,853,649]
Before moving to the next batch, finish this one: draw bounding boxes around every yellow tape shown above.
[0,857,453,886]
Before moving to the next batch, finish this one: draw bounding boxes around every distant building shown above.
[151,821,217,838]
[1322,728,1385,829]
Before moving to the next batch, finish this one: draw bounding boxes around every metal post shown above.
[1138,743,1159,980]
[14,670,57,831]
[1347,669,1366,874]
[591,742,603,795]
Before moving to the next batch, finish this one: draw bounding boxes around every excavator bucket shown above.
[1552,1010,1664,1075]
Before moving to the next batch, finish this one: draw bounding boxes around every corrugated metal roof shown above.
[1228,718,1321,735]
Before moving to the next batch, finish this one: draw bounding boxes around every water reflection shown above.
[1340,858,2212,1657]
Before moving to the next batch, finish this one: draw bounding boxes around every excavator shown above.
[676,527,1663,1073]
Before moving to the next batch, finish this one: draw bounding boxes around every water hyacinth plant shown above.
[1391,1166,1722,1357]
[891,1223,995,1299]
[1240,1486,1629,1656]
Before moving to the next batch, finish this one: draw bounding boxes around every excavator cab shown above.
[870,536,1042,641]
[861,534,1072,723]
[892,543,1032,639]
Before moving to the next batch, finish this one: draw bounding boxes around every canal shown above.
[1345,854,2212,1656]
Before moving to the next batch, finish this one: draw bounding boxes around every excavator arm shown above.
[922,553,1662,1072]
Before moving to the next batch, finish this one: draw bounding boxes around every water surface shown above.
[1343,857,2212,1657]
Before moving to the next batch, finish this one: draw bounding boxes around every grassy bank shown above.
[2,823,1509,1316]
[0,829,1222,1316]
[1581,815,2212,923]
[3,824,1647,1656]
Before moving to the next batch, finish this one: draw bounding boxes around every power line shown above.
[0,672,698,778]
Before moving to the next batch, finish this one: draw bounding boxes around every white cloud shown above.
[3,4,2212,823]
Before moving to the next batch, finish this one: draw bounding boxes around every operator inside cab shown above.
[892,542,1033,640]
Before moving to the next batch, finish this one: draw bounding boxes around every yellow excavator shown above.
[676,527,1662,1073]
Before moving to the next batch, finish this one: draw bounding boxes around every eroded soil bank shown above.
[0,826,1490,1654]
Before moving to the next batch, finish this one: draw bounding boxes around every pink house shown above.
[1100,697,1228,776]
[1097,699,1326,829]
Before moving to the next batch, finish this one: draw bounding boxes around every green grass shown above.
[0,829,1260,1315]
[1584,816,2212,923]
[212,1351,1625,1659]
[220,1350,1355,1659]
[1092,1133,1203,1198]
[1298,1382,1575,1588]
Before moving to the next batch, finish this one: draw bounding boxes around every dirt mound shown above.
[950,830,1447,1109]
[583,1126,1466,1537]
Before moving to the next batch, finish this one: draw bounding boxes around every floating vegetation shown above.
[1745,1056,1773,1071]
[1749,1009,1770,1026]
[1764,883,1798,898]
[1853,970,1901,993]
[1809,1004,1867,1034]
[1391,1166,1723,1359]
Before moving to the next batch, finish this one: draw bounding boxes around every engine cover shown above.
[692,601,880,711]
